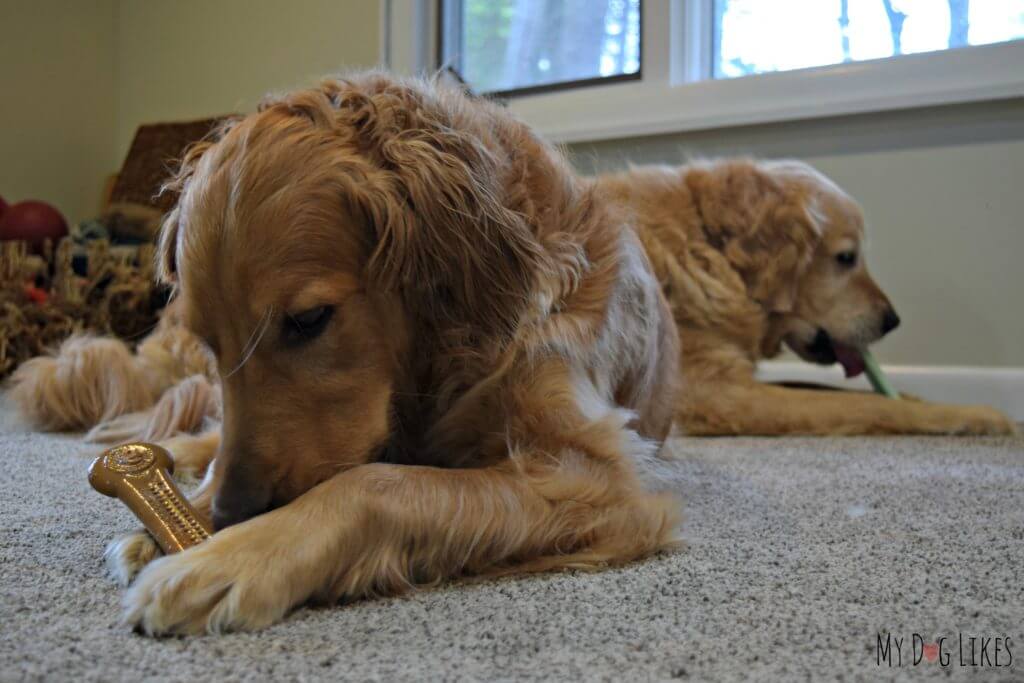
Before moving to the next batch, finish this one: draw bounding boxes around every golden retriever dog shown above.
[597,160,1016,436]
[12,73,681,634]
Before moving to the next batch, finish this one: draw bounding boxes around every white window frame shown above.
[382,0,1024,144]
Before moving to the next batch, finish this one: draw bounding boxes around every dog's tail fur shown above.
[84,373,221,444]
[11,334,164,432]
[9,314,217,442]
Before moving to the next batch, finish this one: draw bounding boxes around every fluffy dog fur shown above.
[11,79,1015,634]
[597,160,1016,436]
[13,73,681,634]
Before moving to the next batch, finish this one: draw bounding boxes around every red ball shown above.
[0,200,68,251]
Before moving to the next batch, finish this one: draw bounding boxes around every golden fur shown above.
[597,160,1016,436]
[11,80,1016,635]
[13,73,681,634]
[10,301,215,437]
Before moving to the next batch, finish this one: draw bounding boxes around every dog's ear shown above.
[155,140,216,285]
[688,161,820,314]
[154,207,180,285]
[156,119,241,285]
[745,195,821,313]
[323,79,544,331]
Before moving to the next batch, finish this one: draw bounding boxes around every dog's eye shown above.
[835,250,857,267]
[283,305,334,345]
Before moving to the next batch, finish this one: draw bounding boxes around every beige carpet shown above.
[1,392,1021,682]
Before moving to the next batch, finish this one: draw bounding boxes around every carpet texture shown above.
[1,392,1021,682]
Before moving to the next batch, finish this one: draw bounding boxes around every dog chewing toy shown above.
[89,442,212,554]
[861,348,899,399]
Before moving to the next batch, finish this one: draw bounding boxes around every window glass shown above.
[714,0,1024,79]
[443,0,641,95]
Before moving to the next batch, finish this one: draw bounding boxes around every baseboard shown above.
[756,361,1024,421]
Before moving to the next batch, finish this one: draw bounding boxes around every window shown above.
[385,0,1024,143]
[439,0,641,96]
[715,0,1024,79]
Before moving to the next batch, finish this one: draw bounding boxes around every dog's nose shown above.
[212,492,268,531]
[880,308,901,336]
[212,472,271,530]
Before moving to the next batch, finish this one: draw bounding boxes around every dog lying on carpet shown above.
[16,159,1014,444]
[597,160,1016,436]
[9,76,1015,634]
[14,73,682,635]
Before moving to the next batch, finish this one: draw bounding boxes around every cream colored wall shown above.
[1,0,380,222]
[569,99,1024,368]
[115,0,381,163]
[0,0,117,224]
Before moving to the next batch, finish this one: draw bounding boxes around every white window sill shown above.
[508,41,1024,145]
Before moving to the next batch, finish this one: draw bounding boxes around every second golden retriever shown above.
[597,160,1016,436]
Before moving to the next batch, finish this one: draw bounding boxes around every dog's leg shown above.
[105,431,220,585]
[122,456,679,635]
[156,428,221,482]
[681,381,1017,436]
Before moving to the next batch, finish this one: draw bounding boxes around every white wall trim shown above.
[381,0,436,76]
[379,0,391,68]
[756,362,1024,421]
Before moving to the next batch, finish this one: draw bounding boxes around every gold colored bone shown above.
[89,443,212,554]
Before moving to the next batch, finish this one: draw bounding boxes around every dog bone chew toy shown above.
[861,348,899,399]
[89,442,212,554]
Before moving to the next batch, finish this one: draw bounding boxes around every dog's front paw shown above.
[123,529,295,635]
[105,530,161,586]
[953,406,1018,436]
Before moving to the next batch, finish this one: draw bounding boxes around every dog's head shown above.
[158,76,540,529]
[757,161,899,375]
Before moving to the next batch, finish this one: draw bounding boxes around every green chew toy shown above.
[862,348,899,399]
